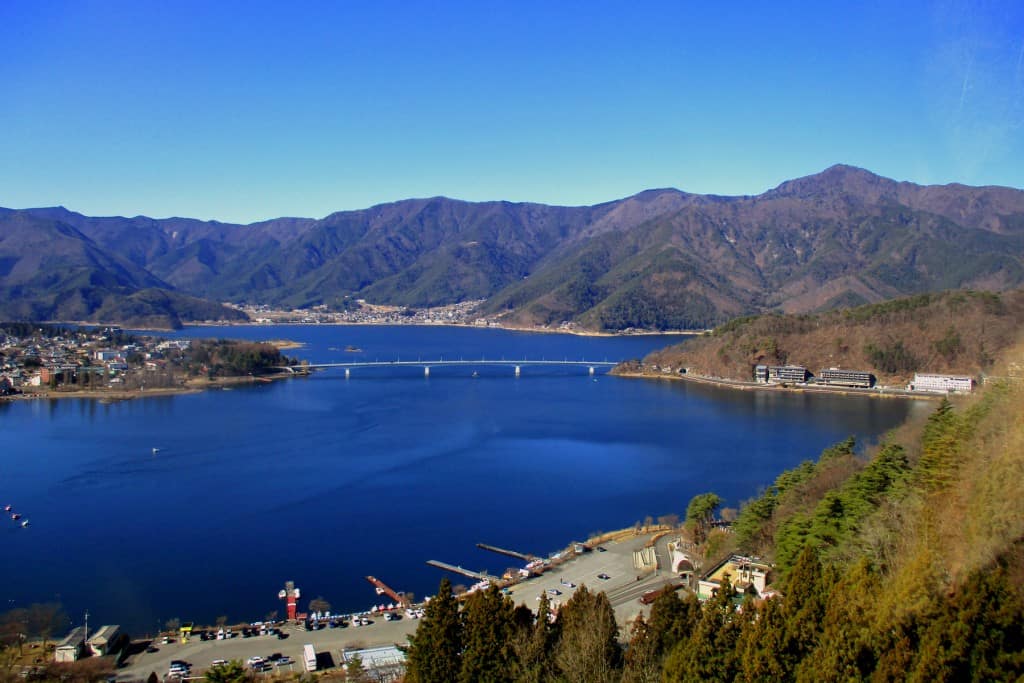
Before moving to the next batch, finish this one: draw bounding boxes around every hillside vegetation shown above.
[401,335,1024,681]
[642,289,1024,384]
[4,165,1024,329]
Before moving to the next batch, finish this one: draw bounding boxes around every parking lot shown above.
[502,531,675,624]
[117,618,419,680]
[117,533,676,679]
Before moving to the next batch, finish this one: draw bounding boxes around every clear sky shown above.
[1,1,1022,223]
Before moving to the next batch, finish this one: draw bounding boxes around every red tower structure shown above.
[278,580,301,622]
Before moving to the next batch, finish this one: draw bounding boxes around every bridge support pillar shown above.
[345,368,350,379]
[514,365,520,377]
[589,366,595,376]
[424,366,430,378]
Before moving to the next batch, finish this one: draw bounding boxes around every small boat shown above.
[152,447,160,455]
[20,520,28,528]
[3,504,10,512]
[472,371,479,378]
[11,513,21,521]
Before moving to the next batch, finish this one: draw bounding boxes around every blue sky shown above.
[1,1,1022,223]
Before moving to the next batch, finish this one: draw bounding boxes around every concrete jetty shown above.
[476,543,538,562]
[425,560,496,582]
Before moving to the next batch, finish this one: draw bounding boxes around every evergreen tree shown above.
[204,660,246,683]
[795,559,880,682]
[663,577,740,682]
[512,594,558,683]
[554,585,622,683]
[916,398,960,491]
[622,615,659,683]
[646,589,700,660]
[405,577,463,683]
[911,554,1024,681]
[459,586,516,683]
[738,597,789,682]
[779,546,831,672]
[686,492,723,544]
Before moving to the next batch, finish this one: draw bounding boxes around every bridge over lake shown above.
[279,358,618,378]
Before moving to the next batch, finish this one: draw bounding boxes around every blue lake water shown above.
[0,325,930,634]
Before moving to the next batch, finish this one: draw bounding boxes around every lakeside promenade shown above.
[614,368,944,401]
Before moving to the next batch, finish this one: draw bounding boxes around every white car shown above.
[210,660,227,667]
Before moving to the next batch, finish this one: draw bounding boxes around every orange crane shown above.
[366,575,411,608]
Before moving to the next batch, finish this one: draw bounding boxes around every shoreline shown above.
[177,319,707,338]
[2,374,291,403]
[613,369,944,401]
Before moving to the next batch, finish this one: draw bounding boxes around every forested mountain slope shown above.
[4,165,1024,329]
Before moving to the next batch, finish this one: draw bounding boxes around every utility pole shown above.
[84,610,89,644]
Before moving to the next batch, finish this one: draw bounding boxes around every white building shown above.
[342,645,406,682]
[54,627,87,663]
[86,625,121,656]
[698,555,772,600]
[909,373,974,393]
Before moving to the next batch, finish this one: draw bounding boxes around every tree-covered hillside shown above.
[403,337,1024,681]
[641,289,1024,384]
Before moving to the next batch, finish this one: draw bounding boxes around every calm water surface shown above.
[0,325,930,633]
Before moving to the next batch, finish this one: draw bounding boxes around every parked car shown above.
[597,573,611,580]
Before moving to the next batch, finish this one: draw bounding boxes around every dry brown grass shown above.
[869,335,1024,623]
[648,289,1024,384]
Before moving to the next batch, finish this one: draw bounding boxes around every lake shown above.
[0,325,930,634]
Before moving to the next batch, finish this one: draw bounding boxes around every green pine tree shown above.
[512,594,558,683]
[459,585,516,683]
[406,577,463,683]
[554,585,622,683]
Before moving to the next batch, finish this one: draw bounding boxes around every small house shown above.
[54,626,87,662]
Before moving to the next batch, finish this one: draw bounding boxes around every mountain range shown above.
[3,164,1024,329]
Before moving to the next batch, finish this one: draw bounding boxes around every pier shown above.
[425,560,497,582]
[476,543,538,562]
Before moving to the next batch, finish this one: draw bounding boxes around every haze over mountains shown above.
[3,164,1024,329]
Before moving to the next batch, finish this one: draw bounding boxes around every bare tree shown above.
[658,514,680,529]
[26,603,68,650]
[308,597,331,614]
